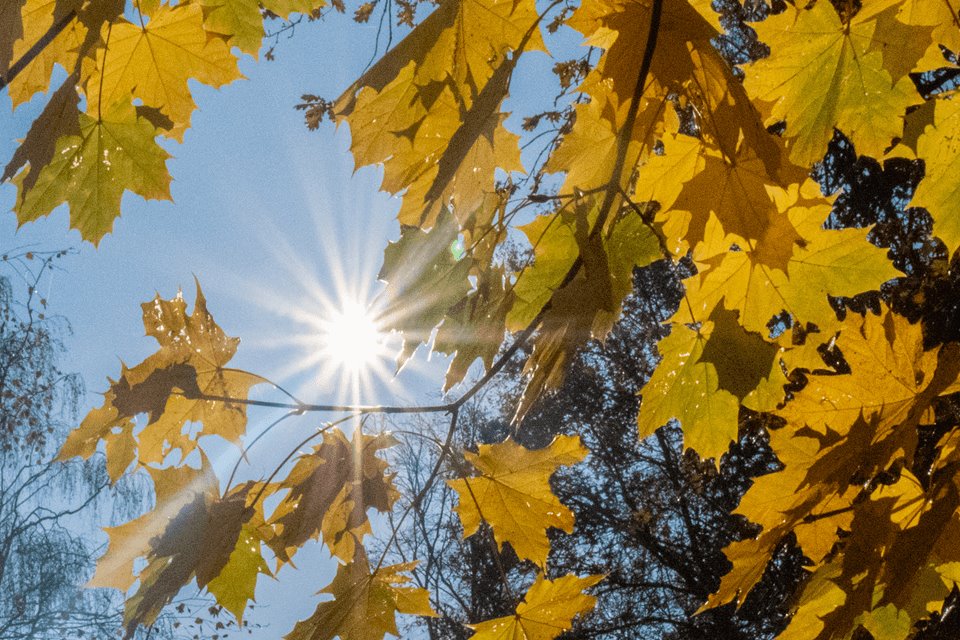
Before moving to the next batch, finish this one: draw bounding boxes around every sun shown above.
[319,301,386,372]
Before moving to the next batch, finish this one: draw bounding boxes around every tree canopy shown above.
[5,0,960,638]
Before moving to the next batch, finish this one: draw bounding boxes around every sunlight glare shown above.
[320,301,385,372]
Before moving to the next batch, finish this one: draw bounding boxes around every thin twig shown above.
[250,413,358,507]
[375,408,459,572]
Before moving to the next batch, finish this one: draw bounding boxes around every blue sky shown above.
[0,13,465,637]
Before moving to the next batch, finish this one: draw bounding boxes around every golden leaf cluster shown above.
[15,0,960,637]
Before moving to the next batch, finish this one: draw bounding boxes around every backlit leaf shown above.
[206,521,273,622]
[911,90,960,257]
[83,3,241,141]
[58,281,264,468]
[448,435,587,567]
[200,0,264,55]
[7,0,86,108]
[744,0,920,165]
[122,481,256,638]
[12,99,171,244]
[89,459,218,594]
[285,549,435,640]
[269,430,399,564]
[377,210,472,366]
[468,573,602,640]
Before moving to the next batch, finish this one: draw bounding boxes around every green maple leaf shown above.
[745,0,920,165]
[12,99,171,245]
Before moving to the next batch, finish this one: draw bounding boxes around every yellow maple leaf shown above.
[83,3,242,141]
[433,264,513,391]
[468,573,602,640]
[269,430,399,564]
[377,210,473,366]
[337,0,542,230]
[122,481,261,638]
[744,0,920,165]
[775,479,960,640]
[261,0,326,18]
[2,78,80,189]
[705,425,856,609]
[775,563,847,640]
[675,198,901,333]
[206,524,272,621]
[708,309,960,616]
[206,510,273,622]
[860,0,960,74]
[89,458,219,592]
[635,132,803,256]
[504,197,661,419]
[58,281,264,469]
[550,0,686,195]
[285,549,435,640]
[0,0,25,78]
[557,0,784,200]
[448,435,587,567]
[910,90,960,257]
[637,311,776,462]
[8,0,87,108]
[201,0,265,55]
[779,307,949,441]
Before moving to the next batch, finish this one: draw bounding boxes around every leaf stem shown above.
[591,0,664,241]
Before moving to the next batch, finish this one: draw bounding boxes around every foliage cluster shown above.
[6,0,960,638]
[0,252,255,639]
[387,262,805,639]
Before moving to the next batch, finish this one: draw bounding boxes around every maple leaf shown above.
[744,0,920,165]
[468,573,602,640]
[506,192,658,332]
[337,0,542,230]
[88,460,218,594]
[448,435,587,567]
[504,196,660,419]
[206,516,273,621]
[377,210,472,365]
[891,0,960,73]
[674,196,901,333]
[637,316,745,462]
[57,281,264,468]
[0,0,25,79]
[708,309,960,615]
[555,0,782,199]
[910,90,960,256]
[200,0,265,55]
[285,548,435,640]
[82,3,242,141]
[3,77,81,203]
[11,98,171,244]
[122,481,259,638]
[269,429,399,564]
[634,132,805,256]
[778,475,960,640]
[261,0,327,18]
[7,0,87,108]
[433,264,513,391]
[707,428,858,608]
[774,563,847,640]
[778,307,959,445]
